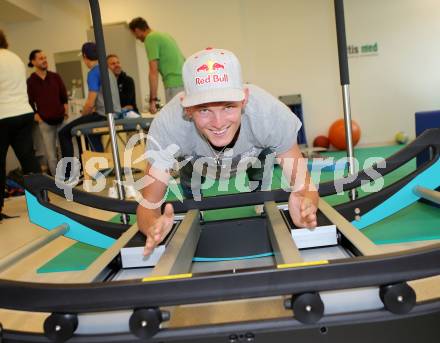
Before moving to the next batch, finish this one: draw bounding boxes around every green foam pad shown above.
[36,242,104,273]
[36,214,136,273]
[362,201,440,244]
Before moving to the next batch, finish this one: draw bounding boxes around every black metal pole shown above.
[334,0,350,86]
[334,0,357,201]
[88,0,113,113]
[88,0,128,223]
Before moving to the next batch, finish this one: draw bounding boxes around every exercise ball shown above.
[395,131,409,144]
[313,135,330,149]
[328,119,361,150]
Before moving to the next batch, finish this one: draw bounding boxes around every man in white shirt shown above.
[0,30,40,220]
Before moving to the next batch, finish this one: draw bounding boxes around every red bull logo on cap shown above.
[196,64,209,72]
[195,73,229,85]
[212,62,224,70]
[196,60,225,73]
[195,59,228,86]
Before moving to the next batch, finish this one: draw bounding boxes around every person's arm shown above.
[58,74,69,116]
[276,144,318,228]
[148,59,159,114]
[27,79,41,122]
[136,162,174,255]
[84,66,100,115]
[82,91,98,115]
[34,113,43,123]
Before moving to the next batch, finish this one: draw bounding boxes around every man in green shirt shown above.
[129,17,185,114]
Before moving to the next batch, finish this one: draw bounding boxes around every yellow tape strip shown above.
[142,273,193,282]
[277,260,329,269]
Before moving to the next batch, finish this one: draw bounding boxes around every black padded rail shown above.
[24,175,135,237]
[24,174,139,214]
[71,117,152,136]
[328,128,440,219]
[318,127,440,196]
[333,164,432,221]
[171,128,440,212]
[24,128,440,217]
[0,242,439,312]
[41,201,129,239]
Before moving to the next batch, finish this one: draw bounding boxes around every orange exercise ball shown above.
[328,119,361,150]
[313,135,330,149]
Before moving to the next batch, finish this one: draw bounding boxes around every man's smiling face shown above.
[185,90,248,148]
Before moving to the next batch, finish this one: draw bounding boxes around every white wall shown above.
[5,0,44,18]
[98,0,440,144]
[0,0,41,23]
[345,0,440,143]
[4,0,90,72]
[238,0,342,144]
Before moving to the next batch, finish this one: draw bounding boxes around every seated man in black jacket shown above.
[107,54,138,113]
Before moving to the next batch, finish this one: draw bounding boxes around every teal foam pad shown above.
[352,159,440,230]
[193,253,273,262]
[25,191,115,249]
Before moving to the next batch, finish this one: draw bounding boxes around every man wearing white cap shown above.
[137,48,318,256]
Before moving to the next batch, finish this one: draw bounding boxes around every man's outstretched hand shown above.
[288,193,318,228]
[143,203,175,256]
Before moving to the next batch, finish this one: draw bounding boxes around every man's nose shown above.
[210,111,224,128]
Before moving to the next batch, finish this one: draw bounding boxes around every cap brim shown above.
[181,88,245,107]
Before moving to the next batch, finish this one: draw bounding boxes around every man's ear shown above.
[242,87,250,107]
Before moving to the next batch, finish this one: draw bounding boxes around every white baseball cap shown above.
[181,48,245,107]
